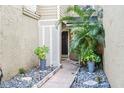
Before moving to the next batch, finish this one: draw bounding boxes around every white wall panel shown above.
[38,20,61,67]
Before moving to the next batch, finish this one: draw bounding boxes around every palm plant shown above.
[59,5,105,64]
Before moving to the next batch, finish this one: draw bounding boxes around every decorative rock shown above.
[21,77,32,82]
[0,66,56,88]
[100,82,110,88]
[83,80,98,86]
[71,67,110,88]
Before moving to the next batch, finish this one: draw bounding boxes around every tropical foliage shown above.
[59,5,105,64]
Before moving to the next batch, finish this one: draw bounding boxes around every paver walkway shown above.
[41,59,79,88]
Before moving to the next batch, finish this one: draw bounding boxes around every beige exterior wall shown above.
[0,6,39,80]
[103,5,124,87]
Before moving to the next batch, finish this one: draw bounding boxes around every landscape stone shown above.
[0,66,56,88]
[70,67,110,88]
[83,80,98,86]
[21,77,32,82]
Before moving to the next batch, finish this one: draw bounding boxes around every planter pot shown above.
[40,60,46,70]
[87,61,95,73]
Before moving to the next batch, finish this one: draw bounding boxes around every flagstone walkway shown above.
[41,59,79,88]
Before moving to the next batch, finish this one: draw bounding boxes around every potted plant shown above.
[59,6,105,67]
[84,50,101,73]
[34,45,49,70]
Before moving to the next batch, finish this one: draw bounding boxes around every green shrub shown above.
[34,45,49,60]
[19,68,26,74]
[83,49,101,63]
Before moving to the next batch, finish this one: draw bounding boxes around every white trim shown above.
[57,5,60,20]
[42,26,45,45]
[50,25,53,66]
[57,24,61,66]
[39,19,58,22]
[42,25,55,28]
[38,22,40,46]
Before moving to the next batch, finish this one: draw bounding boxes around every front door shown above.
[62,32,68,55]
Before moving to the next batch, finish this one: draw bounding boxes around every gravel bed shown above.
[0,66,56,88]
[70,67,110,88]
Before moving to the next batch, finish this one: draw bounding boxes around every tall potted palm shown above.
[34,45,49,70]
[59,6,105,66]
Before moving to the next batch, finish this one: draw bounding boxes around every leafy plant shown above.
[83,49,101,63]
[34,45,49,60]
[59,5,105,64]
[19,68,26,74]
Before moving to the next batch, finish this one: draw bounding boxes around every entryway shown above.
[61,31,78,61]
[62,31,68,55]
[61,31,69,60]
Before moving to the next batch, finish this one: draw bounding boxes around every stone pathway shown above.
[41,59,79,88]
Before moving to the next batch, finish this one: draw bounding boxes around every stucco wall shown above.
[0,6,39,80]
[103,5,124,87]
